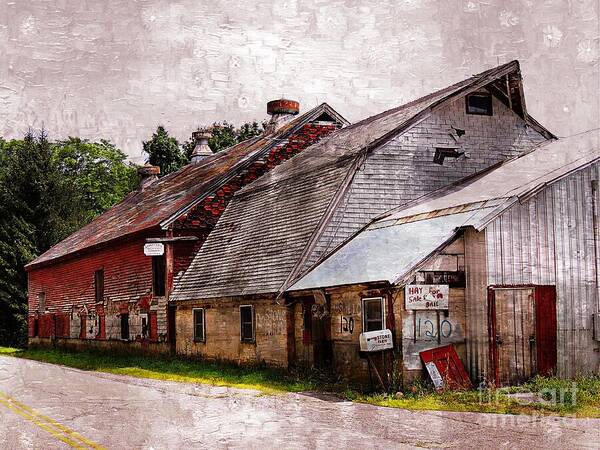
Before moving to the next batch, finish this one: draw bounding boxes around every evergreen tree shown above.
[0,130,137,347]
[143,126,185,176]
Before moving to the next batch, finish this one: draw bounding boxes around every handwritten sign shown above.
[405,285,449,310]
[359,329,393,352]
[144,243,164,256]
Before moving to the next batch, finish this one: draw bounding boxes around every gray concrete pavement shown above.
[0,355,598,449]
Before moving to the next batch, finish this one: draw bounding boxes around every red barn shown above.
[25,101,348,353]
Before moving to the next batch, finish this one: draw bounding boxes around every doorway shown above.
[488,286,557,386]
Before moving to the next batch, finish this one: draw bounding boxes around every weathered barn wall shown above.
[485,162,600,377]
[28,337,170,356]
[463,228,490,382]
[308,94,547,266]
[402,237,468,383]
[314,285,402,384]
[175,297,289,367]
[27,233,172,343]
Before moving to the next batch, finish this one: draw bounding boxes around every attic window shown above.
[466,93,493,116]
[312,112,335,123]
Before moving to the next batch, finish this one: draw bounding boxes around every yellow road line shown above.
[0,391,106,450]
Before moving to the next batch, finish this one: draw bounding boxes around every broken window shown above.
[38,292,46,313]
[362,297,385,332]
[152,255,166,297]
[193,308,205,342]
[433,148,464,165]
[94,269,104,303]
[120,314,129,340]
[240,305,255,342]
[140,313,149,339]
[466,93,493,116]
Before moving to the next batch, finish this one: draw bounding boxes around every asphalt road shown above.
[0,356,598,449]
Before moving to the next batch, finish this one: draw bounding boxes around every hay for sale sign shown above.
[405,285,449,310]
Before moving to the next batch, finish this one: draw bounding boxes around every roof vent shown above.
[191,129,213,164]
[138,165,160,191]
[265,99,299,133]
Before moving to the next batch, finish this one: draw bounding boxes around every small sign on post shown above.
[359,329,393,352]
[144,242,164,256]
[405,284,449,310]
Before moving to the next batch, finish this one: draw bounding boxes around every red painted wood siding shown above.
[28,235,157,336]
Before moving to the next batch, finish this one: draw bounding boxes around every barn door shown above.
[489,287,536,386]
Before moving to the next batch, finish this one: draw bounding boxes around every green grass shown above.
[0,346,319,394]
[2,346,599,417]
[351,375,600,418]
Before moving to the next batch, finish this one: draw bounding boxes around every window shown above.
[120,314,129,340]
[94,269,104,303]
[362,297,385,332]
[152,255,166,296]
[140,313,149,339]
[193,308,205,342]
[240,305,255,342]
[466,93,493,116]
[37,292,46,313]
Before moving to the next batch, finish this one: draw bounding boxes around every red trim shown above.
[487,288,499,386]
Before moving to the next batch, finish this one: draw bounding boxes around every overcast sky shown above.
[1,0,598,162]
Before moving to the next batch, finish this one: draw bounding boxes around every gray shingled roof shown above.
[290,129,600,291]
[172,60,553,301]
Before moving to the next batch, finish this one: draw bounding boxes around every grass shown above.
[350,375,600,418]
[0,346,320,394]
[2,346,599,417]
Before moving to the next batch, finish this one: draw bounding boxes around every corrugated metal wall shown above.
[485,162,600,377]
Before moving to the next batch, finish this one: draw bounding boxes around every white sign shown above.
[144,242,164,256]
[405,285,449,310]
[359,329,393,352]
[425,361,444,390]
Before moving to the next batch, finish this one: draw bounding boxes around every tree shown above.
[182,121,265,160]
[0,131,57,346]
[0,131,137,347]
[53,137,137,227]
[143,126,185,176]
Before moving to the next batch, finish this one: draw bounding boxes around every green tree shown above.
[53,137,137,227]
[0,131,137,347]
[0,131,58,346]
[143,126,185,176]
[182,121,265,160]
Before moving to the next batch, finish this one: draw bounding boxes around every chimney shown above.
[266,99,299,133]
[138,164,160,191]
[190,129,213,164]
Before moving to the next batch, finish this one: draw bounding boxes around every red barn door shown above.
[488,286,557,386]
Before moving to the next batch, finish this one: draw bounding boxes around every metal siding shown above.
[484,162,600,378]
[464,228,491,381]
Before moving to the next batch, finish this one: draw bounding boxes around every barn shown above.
[291,130,600,385]
[25,101,347,353]
[170,60,559,383]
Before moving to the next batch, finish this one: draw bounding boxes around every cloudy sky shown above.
[1,0,598,161]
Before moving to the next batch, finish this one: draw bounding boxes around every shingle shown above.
[173,60,553,300]
[26,103,346,269]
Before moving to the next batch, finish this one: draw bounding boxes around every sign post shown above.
[359,329,394,391]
